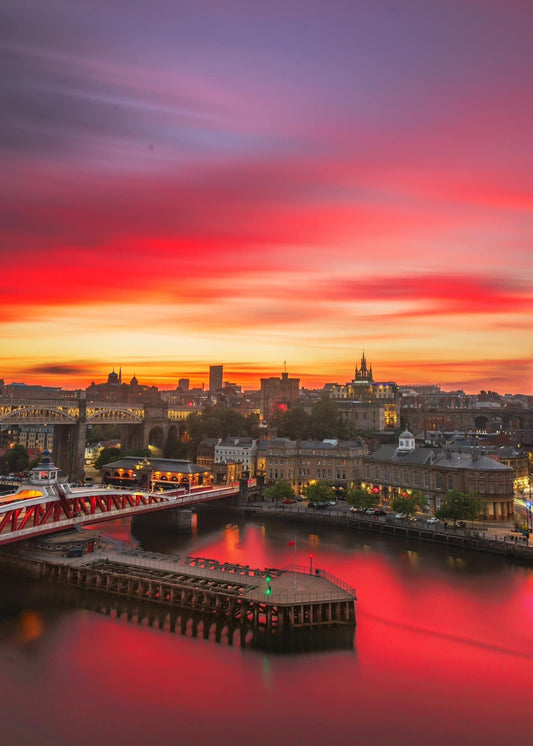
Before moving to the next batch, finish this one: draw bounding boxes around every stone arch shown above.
[148,426,165,451]
[474,415,489,431]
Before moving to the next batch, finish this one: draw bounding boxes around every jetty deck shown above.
[6,544,356,632]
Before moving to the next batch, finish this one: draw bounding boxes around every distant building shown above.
[209,365,223,393]
[325,352,398,427]
[15,425,54,451]
[178,379,190,391]
[85,369,161,404]
[260,371,300,421]
[1,382,66,400]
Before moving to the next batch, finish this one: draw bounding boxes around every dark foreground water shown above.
[1,507,532,746]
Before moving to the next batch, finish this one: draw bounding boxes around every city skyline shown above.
[2,1,532,394]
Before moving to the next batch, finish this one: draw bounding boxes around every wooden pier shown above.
[2,544,356,634]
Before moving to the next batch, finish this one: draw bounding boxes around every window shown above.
[435,473,442,489]
[424,472,429,488]
[413,471,419,486]
[447,476,453,490]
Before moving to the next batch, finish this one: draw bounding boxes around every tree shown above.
[1,444,30,474]
[245,413,261,439]
[86,424,121,444]
[94,447,121,470]
[164,430,189,459]
[436,490,480,523]
[310,396,339,439]
[277,407,311,440]
[302,480,335,504]
[346,485,379,510]
[264,480,295,502]
[390,490,427,517]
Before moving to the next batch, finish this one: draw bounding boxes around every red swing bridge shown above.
[0,464,241,548]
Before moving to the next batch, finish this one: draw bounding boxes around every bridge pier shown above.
[53,419,86,481]
[120,423,145,453]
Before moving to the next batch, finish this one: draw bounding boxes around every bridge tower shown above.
[53,399,87,481]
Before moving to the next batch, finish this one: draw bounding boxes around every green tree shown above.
[310,396,339,439]
[94,447,121,470]
[213,408,248,438]
[390,490,427,517]
[1,444,30,474]
[436,490,480,523]
[278,406,311,440]
[86,424,121,444]
[164,430,189,459]
[302,480,335,504]
[245,413,261,439]
[264,479,295,502]
[346,485,378,510]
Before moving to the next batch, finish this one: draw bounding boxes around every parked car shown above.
[426,517,440,525]
[395,513,407,520]
[365,508,377,515]
[454,520,466,528]
[373,509,387,517]
[282,499,295,504]
[350,507,364,513]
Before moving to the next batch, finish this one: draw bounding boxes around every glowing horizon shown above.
[1,1,532,395]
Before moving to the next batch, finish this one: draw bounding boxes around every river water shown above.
[1,507,532,746]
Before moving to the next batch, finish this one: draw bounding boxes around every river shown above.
[1,506,532,746]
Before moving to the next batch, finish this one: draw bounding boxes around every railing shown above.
[282,563,356,596]
[90,551,354,603]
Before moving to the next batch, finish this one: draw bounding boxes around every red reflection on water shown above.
[6,513,529,746]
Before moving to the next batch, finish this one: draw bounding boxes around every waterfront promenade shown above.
[237,502,533,562]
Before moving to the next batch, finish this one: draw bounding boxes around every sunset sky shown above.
[2,0,532,393]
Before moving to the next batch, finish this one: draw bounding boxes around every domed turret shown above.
[30,450,59,486]
[398,430,415,452]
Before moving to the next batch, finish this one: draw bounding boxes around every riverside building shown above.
[362,430,515,520]
[265,437,367,493]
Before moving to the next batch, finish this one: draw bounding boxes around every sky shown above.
[1,0,532,394]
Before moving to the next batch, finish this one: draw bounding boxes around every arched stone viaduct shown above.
[400,406,533,438]
[0,399,190,480]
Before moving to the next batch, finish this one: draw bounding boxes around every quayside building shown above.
[362,430,515,520]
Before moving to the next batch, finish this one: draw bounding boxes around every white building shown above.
[214,437,258,476]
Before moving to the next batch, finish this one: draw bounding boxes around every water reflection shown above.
[2,506,533,746]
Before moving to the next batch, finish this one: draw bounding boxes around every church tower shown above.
[354,351,373,383]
